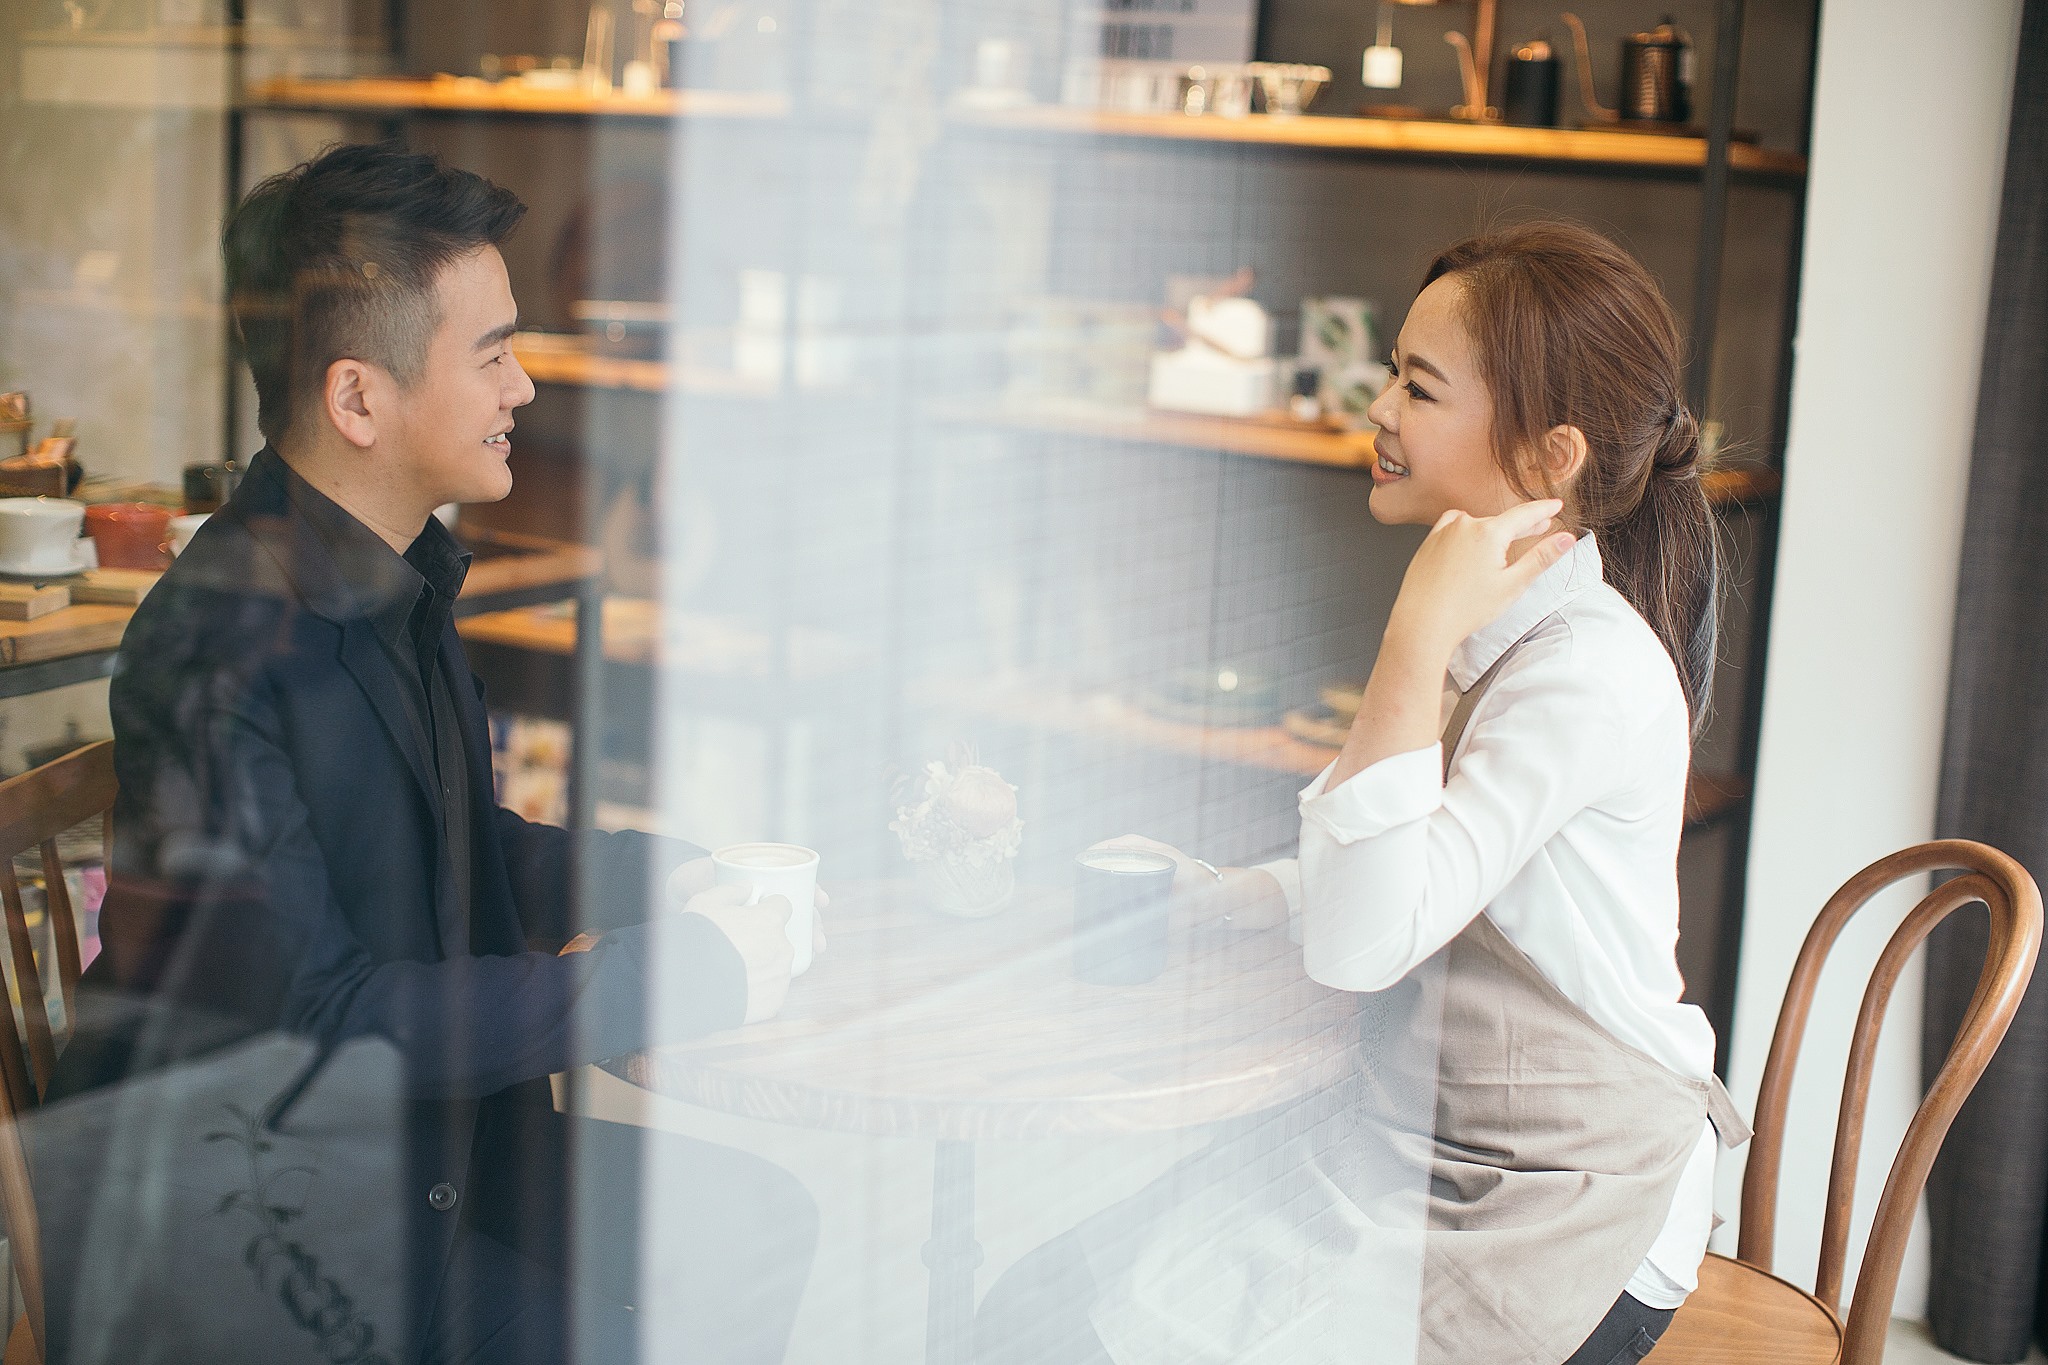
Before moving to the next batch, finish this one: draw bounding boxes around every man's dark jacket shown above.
[33,449,745,1362]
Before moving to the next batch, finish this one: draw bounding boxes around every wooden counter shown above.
[0,529,600,701]
[0,606,133,669]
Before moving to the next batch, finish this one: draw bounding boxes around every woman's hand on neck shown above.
[1326,500,1577,792]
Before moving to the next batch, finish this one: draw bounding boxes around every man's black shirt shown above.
[280,462,477,949]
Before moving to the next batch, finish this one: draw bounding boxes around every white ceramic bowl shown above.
[0,498,86,574]
[168,512,209,557]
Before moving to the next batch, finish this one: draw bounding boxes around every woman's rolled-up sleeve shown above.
[1298,646,1625,994]
[1300,746,1446,841]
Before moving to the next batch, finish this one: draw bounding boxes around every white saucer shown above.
[0,541,96,581]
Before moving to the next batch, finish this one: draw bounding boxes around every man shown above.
[34,143,814,1364]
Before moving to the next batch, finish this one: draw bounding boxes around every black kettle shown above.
[1564,13,1694,126]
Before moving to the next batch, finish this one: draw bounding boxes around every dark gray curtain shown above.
[1923,1,2048,1361]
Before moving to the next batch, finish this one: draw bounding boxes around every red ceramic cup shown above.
[84,502,172,570]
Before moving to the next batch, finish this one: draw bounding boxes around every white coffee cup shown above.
[0,498,85,575]
[711,842,818,977]
[168,512,209,557]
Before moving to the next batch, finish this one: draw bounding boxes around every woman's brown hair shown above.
[1423,221,1718,732]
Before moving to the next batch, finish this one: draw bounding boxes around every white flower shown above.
[890,754,1023,867]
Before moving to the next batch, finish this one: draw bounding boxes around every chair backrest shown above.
[1737,839,2042,1365]
[0,739,116,1363]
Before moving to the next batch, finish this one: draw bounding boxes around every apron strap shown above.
[1440,624,1547,783]
[1706,1074,1754,1149]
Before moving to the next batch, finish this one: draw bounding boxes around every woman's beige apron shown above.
[1081,633,1750,1365]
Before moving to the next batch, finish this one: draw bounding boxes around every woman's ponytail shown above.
[1601,407,1718,735]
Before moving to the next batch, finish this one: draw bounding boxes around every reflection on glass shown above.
[0,0,1808,1359]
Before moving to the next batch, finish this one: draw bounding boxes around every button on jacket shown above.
[1258,533,1719,1309]
[33,448,749,1363]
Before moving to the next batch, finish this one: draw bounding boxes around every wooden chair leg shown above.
[2,1310,36,1365]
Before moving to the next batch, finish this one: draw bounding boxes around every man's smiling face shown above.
[385,245,534,509]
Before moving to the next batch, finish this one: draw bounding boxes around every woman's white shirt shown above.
[1253,532,1719,1310]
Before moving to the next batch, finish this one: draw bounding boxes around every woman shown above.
[978,222,1747,1365]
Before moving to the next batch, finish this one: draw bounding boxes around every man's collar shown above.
[237,448,470,633]
[1447,532,1604,691]
[399,516,474,655]
[404,514,472,604]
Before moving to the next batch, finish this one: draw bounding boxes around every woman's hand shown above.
[1087,836,1289,932]
[1326,500,1575,791]
[1088,835,1214,896]
[1384,499,1577,662]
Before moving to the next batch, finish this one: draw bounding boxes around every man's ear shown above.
[323,358,380,450]
[1540,423,1588,489]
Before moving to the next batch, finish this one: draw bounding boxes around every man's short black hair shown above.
[223,142,526,446]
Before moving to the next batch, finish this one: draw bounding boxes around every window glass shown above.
[0,2,1812,1360]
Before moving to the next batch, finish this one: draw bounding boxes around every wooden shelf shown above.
[0,532,589,680]
[918,673,1742,826]
[935,399,1782,506]
[461,597,656,664]
[933,399,1376,470]
[511,339,776,398]
[239,79,1803,177]
[0,605,132,668]
[515,345,667,395]
[508,364,1784,507]
[24,25,382,51]
[951,106,1807,178]
[456,527,602,599]
[1702,464,1781,506]
[243,76,788,121]
[459,598,869,682]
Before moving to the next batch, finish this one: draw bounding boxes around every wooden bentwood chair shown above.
[0,740,116,1365]
[1653,840,2044,1364]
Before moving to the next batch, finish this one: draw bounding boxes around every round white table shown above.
[612,880,1355,1365]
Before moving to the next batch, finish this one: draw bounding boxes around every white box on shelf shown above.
[1147,347,1277,417]
[1186,294,1272,360]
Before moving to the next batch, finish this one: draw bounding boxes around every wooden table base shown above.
[923,1140,984,1365]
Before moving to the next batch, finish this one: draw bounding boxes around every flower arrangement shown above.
[890,744,1022,917]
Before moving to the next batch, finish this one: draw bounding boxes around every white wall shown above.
[1716,0,2025,1321]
